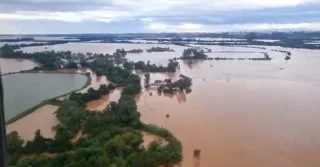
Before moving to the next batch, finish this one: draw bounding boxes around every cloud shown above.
[147,22,320,32]
[0,9,133,22]
[140,17,155,22]
[0,0,320,33]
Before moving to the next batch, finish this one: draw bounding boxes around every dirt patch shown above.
[141,132,168,149]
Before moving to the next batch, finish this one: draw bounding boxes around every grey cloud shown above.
[0,0,113,12]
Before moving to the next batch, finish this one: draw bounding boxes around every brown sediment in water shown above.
[137,78,320,167]
[133,46,320,167]
[86,88,122,111]
[0,58,38,74]
[6,105,59,141]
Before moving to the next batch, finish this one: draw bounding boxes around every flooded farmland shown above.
[3,42,320,167]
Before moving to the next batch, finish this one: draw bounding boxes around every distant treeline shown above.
[10,41,69,49]
[146,47,175,53]
[175,48,272,61]
[126,49,144,53]
[0,38,34,42]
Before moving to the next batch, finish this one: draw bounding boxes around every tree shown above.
[6,131,25,155]
[144,73,150,87]
[165,114,170,128]
[98,84,110,95]
[134,61,146,70]
[194,149,201,158]
[123,61,134,70]
[167,60,179,72]
[182,48,208,59]
[122,84,141,95]
[285,56,291,60]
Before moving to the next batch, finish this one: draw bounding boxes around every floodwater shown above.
[57,68,122,110]
[5,43,320,167]
[135,45,320,167]
[2,73,87,120]
[6,105,59,141]
[86,88,122,111]
[0,58,38,74]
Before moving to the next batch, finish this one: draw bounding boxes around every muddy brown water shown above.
[6,105,59,141]
[4,44,320,167]
[57,68,122,111]
[0,58,38,74]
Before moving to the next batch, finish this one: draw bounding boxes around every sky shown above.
[0,0,320,34]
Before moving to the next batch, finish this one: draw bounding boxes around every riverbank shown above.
[6,70,92,124]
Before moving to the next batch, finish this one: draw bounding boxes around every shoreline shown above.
[6,70,92,125]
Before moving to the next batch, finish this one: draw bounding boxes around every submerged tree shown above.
[285,56,291,60]
[144,73,150,88]
[194,149,201,158]
[165,114,170,128]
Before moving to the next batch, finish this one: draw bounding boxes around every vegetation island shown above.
[156,75,193,94]
[146,47,175,53]
[126,49,144,54]
[177,48,272,61]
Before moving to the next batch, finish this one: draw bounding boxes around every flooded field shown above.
[2,72,87,120]
[134,46,320,167]
[6,105,59,141]
[0,58,38,74]
[3,42,320,167]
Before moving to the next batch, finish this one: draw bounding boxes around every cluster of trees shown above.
[181,48,209,59]
[191,46,212,53]
[271,49,291,55]
[12,41,69,49]
[146,47,175,53]
[157,74,193,94]
[133,60,179,72]
[126,49,144,54]
[0,44,68,70]
[0,38,34,42]
[69,83,116,106]
[211,52,271,61]
[213,57,272,61]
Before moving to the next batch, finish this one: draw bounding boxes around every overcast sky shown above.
[0,0,320,34]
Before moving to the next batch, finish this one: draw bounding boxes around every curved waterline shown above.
[6,71,92,125]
